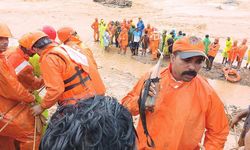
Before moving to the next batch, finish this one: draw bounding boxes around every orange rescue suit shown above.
[237,44,248,62]
[118,29,129,49]
[149,32,160,59]
[39,44,105,109]
[208,43,220,57]
[121,67,229,150]
[0,53,40,150]
[7,47,43,91]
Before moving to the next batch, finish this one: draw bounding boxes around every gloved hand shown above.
[31,104,45,116]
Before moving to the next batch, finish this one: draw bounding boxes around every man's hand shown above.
[141,82,156,98]
[30,104,44,116]
[230,109,249,128]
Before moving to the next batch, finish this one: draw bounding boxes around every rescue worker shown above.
[118,26,128,55]
[91,18,99,42]
[222,37,232,65]
[206,38,220,70]
[7,33,49,134]
[236,39,248,69]
[149,28,160,60]
[228,40,238,69]
[122,36,229,150]
[25,31,105,117]
[159,30,167,52]
[0,23,40,150]
[203,34,211,55]
[99,19,106,48]
[231,106,250,149]
[7,32,43,91]
[57,26,98,68]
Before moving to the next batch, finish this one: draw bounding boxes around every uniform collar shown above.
[39,44,57,62]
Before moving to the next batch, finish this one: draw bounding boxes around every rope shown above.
[0,105,26,133]
[33,116,37,150]
[40,96,137,150]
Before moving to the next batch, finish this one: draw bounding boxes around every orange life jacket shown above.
[40,45,105,105]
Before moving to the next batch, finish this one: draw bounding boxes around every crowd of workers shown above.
[0,21,249,150]
[91,17,250,70]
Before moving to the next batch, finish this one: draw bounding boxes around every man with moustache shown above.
[121,36,229,150]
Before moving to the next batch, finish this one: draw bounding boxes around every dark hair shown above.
[32,37,52,49]
[205,34,209,38]
[19,45,28,52]
[40,96,137,150]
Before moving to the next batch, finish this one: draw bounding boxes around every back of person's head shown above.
[57,27,77,44]
[40,96,137,150]
[20,31,51,50]
[205,34,209,38]
[42,25,57,41]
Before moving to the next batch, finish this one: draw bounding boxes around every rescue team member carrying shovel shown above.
[23,31,106,116]
[0,23,41,150]
[122,36,229,150]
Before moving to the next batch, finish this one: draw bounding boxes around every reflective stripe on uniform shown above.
[15,60,30,75]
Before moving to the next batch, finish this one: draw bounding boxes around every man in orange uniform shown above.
[149,29,160,60]
[57,26,98,68]
[91,18,99,42]
[25,31,105,116]
[206,38,220,70]
[6,33,43,91]
[121,36,229,150]
[236,39,248,69]
[228,40,238,68]
[118,26,128,54]
[0,23,40,150]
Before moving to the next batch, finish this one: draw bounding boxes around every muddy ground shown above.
[1,0,250,149]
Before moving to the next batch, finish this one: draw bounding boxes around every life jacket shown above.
[41,45,105,105]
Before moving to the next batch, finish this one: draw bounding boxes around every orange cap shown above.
[19,31,48,49]
[57,27,75,43]
[0,23,12,38]
[18,32,32,48]
[173,36,207,59]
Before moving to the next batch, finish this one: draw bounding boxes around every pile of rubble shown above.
[93,0,132,8]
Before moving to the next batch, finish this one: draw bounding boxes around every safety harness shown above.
[63,66,91,92]
[138,77,160,148]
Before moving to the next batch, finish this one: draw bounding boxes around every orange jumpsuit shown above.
[122,67,229,150]
[118,29,129,51]
[149,32,160,60]
[237,44,248,62]
[0,53,40,150]
[208,43,220,58]
[228,45,238,62]
[91,20,99,41]
[7,47,43,91]
[145,27,153,52]
[39,44,105,109]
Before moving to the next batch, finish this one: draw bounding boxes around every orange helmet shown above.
[42,25,56,40]
[18,32,32,48]
[57,27,75,43]
[19,31,48,49]
[0,23,12,38]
